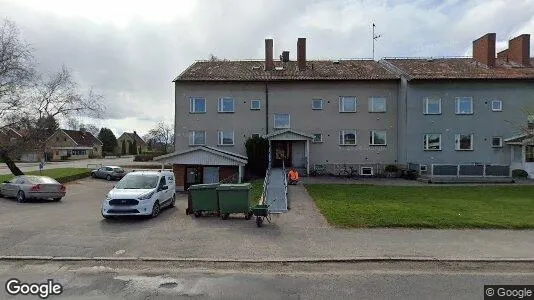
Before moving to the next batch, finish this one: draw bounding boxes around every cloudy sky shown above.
[2,0,534,137]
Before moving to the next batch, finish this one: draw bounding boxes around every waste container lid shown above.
[216,183,251,191]
[188,183,221,190]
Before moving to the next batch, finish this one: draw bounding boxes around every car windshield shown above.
[115,174,158,189]
[113,168,125,173]
[25,176,58,184]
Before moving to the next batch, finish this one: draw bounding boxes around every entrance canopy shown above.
[264,129,313,141]
[505,134,534,145]
[154,146,247,166]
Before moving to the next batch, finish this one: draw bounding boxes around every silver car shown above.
[0,175,66,203]
[91,166,126,181]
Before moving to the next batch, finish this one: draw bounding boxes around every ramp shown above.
[265,168,288,213]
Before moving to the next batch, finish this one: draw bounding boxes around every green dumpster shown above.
[188,183,220,217]
[216,183,253,220]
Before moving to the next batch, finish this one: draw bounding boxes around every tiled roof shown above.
[62,129,103,147]
[175,60,399,82]
[383,58,534,80]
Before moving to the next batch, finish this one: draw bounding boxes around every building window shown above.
[189,97,206,113]
[312,99,323,110]
[72,149,87,155]
[455,97,473,114]
[360,167,373,176]
[491,100,502,112]
[424,134,442,150]
[274,113,290,129]
[526,146,534,162]
[339,130,357,145]
[251,100,261,110]
[455,134,473,150]
[491,137,503,148]
[188,131,206,146]
[420,165,428,172]
[312,133,323,143]
[339,97,357,112]
[369,97,386,113]
[251,133,261,138]
[218,97,235,113]
[369,130,387,146]
[217,131,234,146]
[424,97,441,114]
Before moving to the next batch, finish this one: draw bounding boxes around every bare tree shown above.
[146,121,173,153]
[82,124,100,137]
[66,117,79,130]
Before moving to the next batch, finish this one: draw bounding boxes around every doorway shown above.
[271,141,291,168]
[185,166,203,190]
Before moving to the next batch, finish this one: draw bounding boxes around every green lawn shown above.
[305,184,534,229]
[0,168,90,183]
[249,178,265,205]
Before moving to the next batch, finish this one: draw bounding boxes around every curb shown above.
[0,256,533,263]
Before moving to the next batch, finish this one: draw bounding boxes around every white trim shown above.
[273,113,290,129]
[360,167,373,176]
[339,96,357,112]
[455,97,473,114]
[251,133,261,138]
[264,129,314,140]
[45,129,79,145]
[491,100,502,112]
[312,133,323,143]
[339,130,357,145]
[189,97,206,113]
[154,146,247,164]
[217,131,235,146]
[420,164,428,172]
[369,130,387,146]
[49,146,92,150]
[491,136,503,148]
[424,133,442,151]
[312,99,324,110]
[368,97,387,113]
[250,99,261,110]
[455,133,474,151]
[423,97,441,114]
[218,97,235,113]
[188,130,206,146]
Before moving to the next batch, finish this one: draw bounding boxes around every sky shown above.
[1,0,534,137]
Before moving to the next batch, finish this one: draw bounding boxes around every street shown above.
[0,260,532,299]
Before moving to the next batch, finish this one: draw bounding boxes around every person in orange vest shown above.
[288,168,299,185]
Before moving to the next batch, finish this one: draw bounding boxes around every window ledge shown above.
[339,144,357,146]
[189,112,206,114]
[424,149,442,151]
[369,111,387,113]
[455,149,474,151]
[218,111,235,113]
[492,110,503,112]
[339,111,357,113]
[369,144,387,146]
[423,113,442,115]
[455,113,474,115]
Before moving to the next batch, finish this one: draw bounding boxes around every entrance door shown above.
[203,167,220,184]
[272,141,291,168]
[291,141,305,168]
[185,166,203,190]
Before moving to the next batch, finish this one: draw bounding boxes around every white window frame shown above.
[312,99,324,110]
[188,130,206,146]
[339,97,357,112]
[455,97,473,115]
[424,134,442,151]
[491,136,503,148]
[491,100,502,112]
[369,97,387,113]
[369,130,387,146]
[218,97,235,113]
[217,131,234,146]
[273,113,290,129]
[455,134,474,151]
[339,130,357,145]
[251,99,261,110]
[251,133,261,138]
[312,133,323,143]
[189,97,206,113]
[423,97,441,114]
[360,167,373,176]
[420,165,428,172]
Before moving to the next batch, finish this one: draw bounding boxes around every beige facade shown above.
[117,132,148,155]
[45,130,102,161]
[174,80,399,172]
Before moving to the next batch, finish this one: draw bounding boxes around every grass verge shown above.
[0,168,90,184]
[305,184,534,229]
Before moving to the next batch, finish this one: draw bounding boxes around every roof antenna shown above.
[372,23,382,61]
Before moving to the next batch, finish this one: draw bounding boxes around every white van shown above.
[101,170,176,219]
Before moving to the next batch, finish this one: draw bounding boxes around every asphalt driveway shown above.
[0,179,532,260]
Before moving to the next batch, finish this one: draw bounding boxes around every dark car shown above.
[91,166,126,181]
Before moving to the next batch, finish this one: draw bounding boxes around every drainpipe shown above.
[265,82,269,135]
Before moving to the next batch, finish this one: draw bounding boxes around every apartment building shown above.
[156,38,400,190]
[382,33,534,177]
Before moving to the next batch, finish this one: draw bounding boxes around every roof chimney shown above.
[265,39,274,71]
[508,34,530,66]
[297,38,306,71]
[472,33,496,67]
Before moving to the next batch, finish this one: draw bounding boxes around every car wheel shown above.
[106,175,111,181]
[151,202,160,218]
[91,172,96,178]
[102,214,113,220]
[17,191,26,203]
[52,197,62,202]
[169,194,176,207]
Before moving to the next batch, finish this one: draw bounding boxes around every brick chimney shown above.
[508,34,530,66]
[497,49,509,60]
[472,33,496,67]
[265,39,274,71]
[297,38,306,71]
